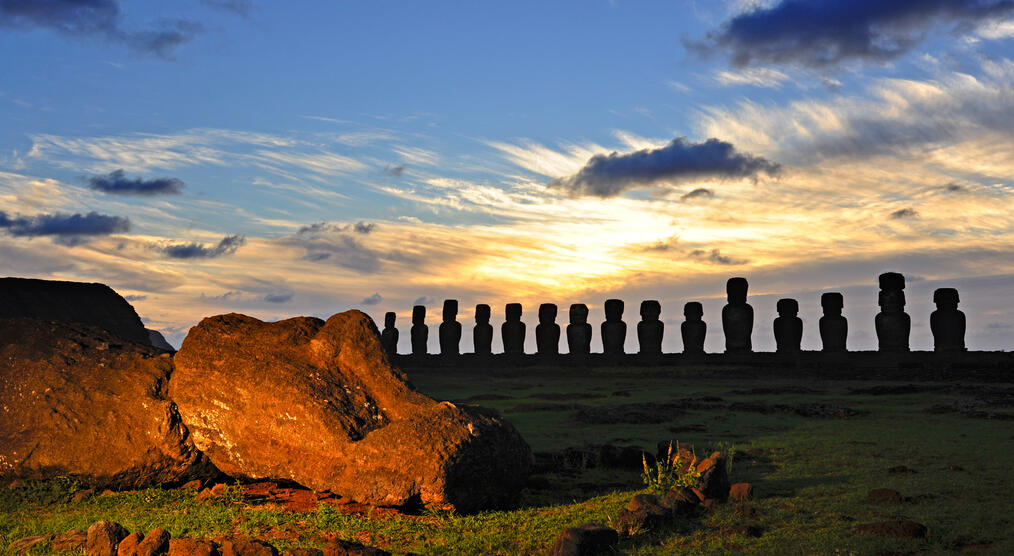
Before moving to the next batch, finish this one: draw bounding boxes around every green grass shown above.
[3,365,1013,554]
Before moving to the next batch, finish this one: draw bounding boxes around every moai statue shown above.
[601,299,627,355]
[410,305,428,355]
[567,303,592,355]
[681,302,706,354]
[931,287,966,352]
[380,311,399,355]
[773,298,803,353]
[819,292,847,352]
[473,304,493,355]
[637,300,663,354]
[722,277,754,353]
[875,272,910,352]
[536,303,560,355]
[438,299,461,356]
[502,303,526,354]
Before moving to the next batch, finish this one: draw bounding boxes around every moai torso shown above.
[567,303,592,355]
[875,272,910,352]
[536,303,560,355]
[438,299,461,356]
[723,277,753,353]
[819,292,847,352]
[773,298,802,353]
[410,305,428,355]
[931,287,966,352]
[681,301,706,354]
[473,304,493,355]
[380,311,399,355]
[601,299,627,354]
[637,300,663,354]
[502,303,526,354]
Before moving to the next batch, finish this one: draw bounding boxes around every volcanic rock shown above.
[322,539,391,556]
[86,520,129,556]
[168,539,218,556]
[170,310,531,512]
[548,524,619,556]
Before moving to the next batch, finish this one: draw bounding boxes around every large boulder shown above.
[170,311,532,512]
[0,318,217,488]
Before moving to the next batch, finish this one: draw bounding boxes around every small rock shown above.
[283,550,324,556]
[100,489,117,497]
[948,465,964,471]
[855,520,928,539]
[730,482,753,502]
[627,493,662,512]
[664,486,700,507]
[888,465,916,474]
[8,534,54,554]
[73,488,96,502]
[220,538,277,556]
[53,529,89,552]
[117,532,144,556]
[182,480,203,490]
[168,538,218,556]
[547,524,619,556]
[196,488,215,502]
[696,452,730,502]
[867,489,903,504]
[86,520,130,556]
[211,483,229,497]
[734,504,761,519]
[135,529,171,556]
[730,524,762,538]
[322,539,391,556]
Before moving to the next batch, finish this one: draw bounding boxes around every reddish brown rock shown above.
[8,534,53,554]
[182,480,203,490]
[730,482,753,502]
[282,550,324,556]
[220,538,277,556]
[135,529,171,556]
[547,524,619,556]
[696,452,731,502]
[170,311,531,511]
[86,520,129,556]
[855,520,927,538]
[117,532,144,556]
[53,529,88,552]
[0,319,217,488]
[322,540,391,556]
[168,538,218,556]
[867,488,903,504]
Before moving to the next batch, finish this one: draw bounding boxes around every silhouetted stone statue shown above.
[410,305,428,355]
[931,287,966,352]
[681,302,706,354]
[602,299,626,355]
[439,299,461,356]
[380,312,399,355]
[502,303,525,355]
[567,303,592,355]
[473,304,493,355]
[819,292,847,352]
[876,272,910,352]
[773,298,802,353]
[722,277,753,353]
[637,300,663,355]
[536,303,560,355]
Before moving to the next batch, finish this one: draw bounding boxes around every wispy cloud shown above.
[713,67,791,88]
[87,169,184,196]
[156,234,245,259]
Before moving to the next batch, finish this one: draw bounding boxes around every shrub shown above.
[641,442,701,496]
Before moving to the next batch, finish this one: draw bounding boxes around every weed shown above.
[641,441,701,497]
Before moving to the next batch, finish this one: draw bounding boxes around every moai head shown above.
[684,301,703,321]
[412,305,425,325]
[539,303,557,323]
[604,299,624,322]
[821,292,844,316]
[777,298,799,317]
[384,311,396,329]
[933,287,959,310]
[505,303,522,322]
[640,300,661,321]
[727,277,749,304]
[475,304,491,324]
[569,303,589,325]
[878,272,906,310]
[442,299,458,322]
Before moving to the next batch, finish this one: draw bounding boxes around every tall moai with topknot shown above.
[502,303,526,355]
[473,304,493,355]
[773,298,802,353]
[602,299,627,355]
[722,277,754,353]
[439,299,461,356]
[567,303,592,355]
[876,272,910,352]
[410,305,428,355]
[819,292,847,352]
[931,287,966,352]
[681,302,706,354]
[637,300,663,355]
[380,311,399,355]
[536,303,560,355]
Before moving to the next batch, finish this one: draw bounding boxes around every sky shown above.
[3,0,1014,352]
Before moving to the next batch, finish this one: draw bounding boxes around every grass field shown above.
[3,364,1013,554]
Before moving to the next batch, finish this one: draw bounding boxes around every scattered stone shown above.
[134,529,171,556]
[888,465,917,474]
[697,452,731,502]
[220,538,278,556]
[547,523,619,556]
[730,524,762,538]
[168,538,218,556]
[867,489,903,504]
[182,480,203,490]
[196,488,215,502]
[73,488,96,502]
[616,494,670,535]
[575,401,687,425]
[8,534,53,554]
[53,529,89,552]
[948,465,965,472]
[730,482,753,502]
[117,532,144,556]
[855,520,927,539]
[211,483,229,497]
[86,520,129,556]
[283,550,324,556]
[727,401,863,419]
[735,504,761,519]
[100,489,117,497]
[663,486,700,512]
[322,539,391,556]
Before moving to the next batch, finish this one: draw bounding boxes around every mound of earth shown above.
[0,319,216,488]
[170,311,531,512]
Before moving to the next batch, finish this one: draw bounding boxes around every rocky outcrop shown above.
[170,310,531,512]
[0,277,150,345]
[0,318,217,488]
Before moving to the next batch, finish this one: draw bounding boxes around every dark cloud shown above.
[87,169,184,196]
[201,0,252,17]
[890,208,919,219]
[0,0,202,58]
[298,221,375,235]
[550,138,779,198]
[680,188,715,201]
[384,164,405,177]
[263,292,293,303]
[642,235,679,252]
[413,296,434,306]
[124,294,147,301]
[689,248,747,265]
[945,183,969,192]
[0,210,130,239]
[354,221,375,234]
[688,0,1014,69]
[360,293,383,305]
[158,234,245,259]
[286,221,399,273]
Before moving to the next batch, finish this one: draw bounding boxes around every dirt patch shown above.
[506,402,592,413]
[926,399,1014,420]
[729,386,825,395]
[728,402,864,418]
[574,401,689,424]
[459,393,515,401]
[529,392,607,401]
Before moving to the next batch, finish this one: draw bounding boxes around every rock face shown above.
[0,277,150,345]
[0,318,216,488]
[170,310,532,512]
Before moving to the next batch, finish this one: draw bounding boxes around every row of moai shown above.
[379,273,967,356]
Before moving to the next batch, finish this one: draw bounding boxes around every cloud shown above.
[353,221,375,234]
[0,0,202,58]
[157,234,245,259]
[680,188,715,201]
[283,222,402,273]
[263,292,293,303]
[688,0,1014,69]
[201,0,252,17]
[0,210,130,238]
[945,183,969,192]
[124,294,147,301]
[413,296,434,306]
[384,164,405,177]
[360,293,383,305]
[889,208,920,219]
[688,248,747,265]
[87,169,184,196]
[713,67,791,88]
[549,137,780,198]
